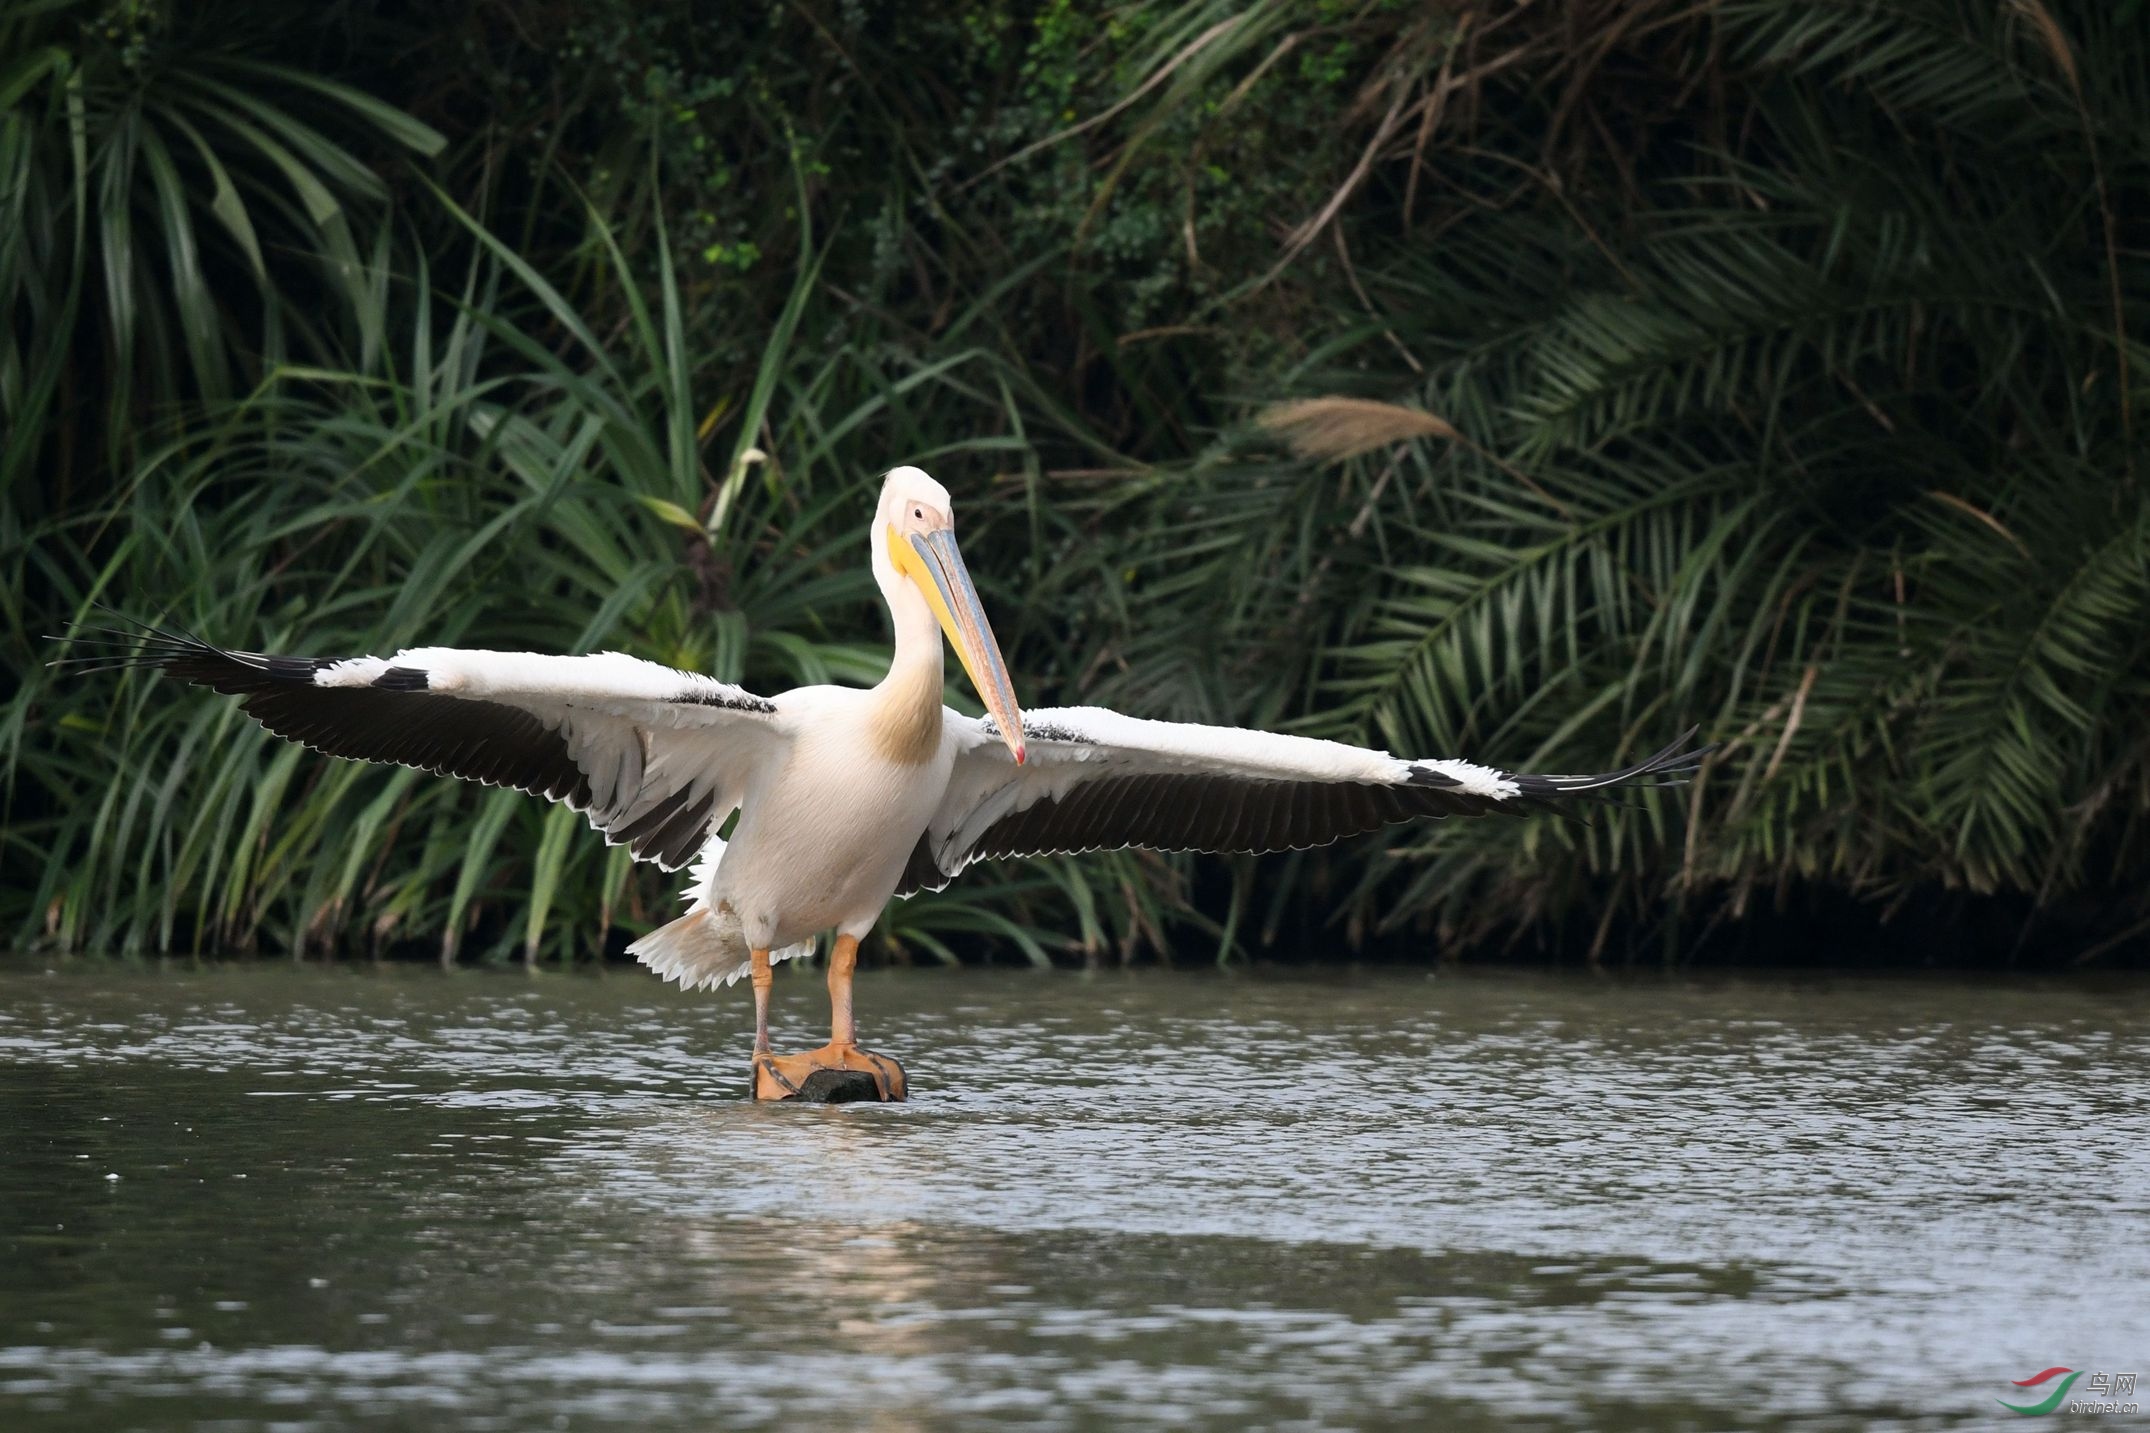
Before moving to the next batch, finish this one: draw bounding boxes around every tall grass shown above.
[12,191,1195,961]
[6,0,2147,965]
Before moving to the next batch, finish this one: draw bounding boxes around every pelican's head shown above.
[873,466,1026,763]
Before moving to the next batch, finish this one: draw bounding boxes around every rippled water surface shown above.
[4,956,2148,1430]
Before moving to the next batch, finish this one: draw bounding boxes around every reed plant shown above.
[6,0,2145,965]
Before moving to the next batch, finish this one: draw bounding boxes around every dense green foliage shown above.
[6,1,2146,966]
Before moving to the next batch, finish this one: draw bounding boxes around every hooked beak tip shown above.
[1015,744,1027,765]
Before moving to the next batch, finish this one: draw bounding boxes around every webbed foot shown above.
[751,1042,907,1102]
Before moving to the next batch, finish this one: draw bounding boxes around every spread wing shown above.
[65,619,785,871]
[901,705,1705,893]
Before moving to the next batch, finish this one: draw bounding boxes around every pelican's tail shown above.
[627,838,813,991]
[628,907,756,990]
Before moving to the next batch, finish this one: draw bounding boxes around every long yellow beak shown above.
[889,524,1026,763]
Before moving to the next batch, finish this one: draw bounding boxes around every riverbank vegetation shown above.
[6,0,2146,966]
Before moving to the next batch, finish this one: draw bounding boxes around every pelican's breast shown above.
[714,686,954,948]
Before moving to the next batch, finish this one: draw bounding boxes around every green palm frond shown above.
[1069,0,2150,954]
[7,0,2147,966]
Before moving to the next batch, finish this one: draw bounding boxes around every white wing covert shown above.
[902,705,1703,893]
[118,625,783,871]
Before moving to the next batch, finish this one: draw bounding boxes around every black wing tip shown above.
[45,610,383,694]
[1633,725,1716,782]
[1507,725,1715,799]
[1612,725,1715,782]
[44,608,228,677]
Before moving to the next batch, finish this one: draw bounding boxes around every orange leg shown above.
[750,947,773,1052]
[749,934,908,1102]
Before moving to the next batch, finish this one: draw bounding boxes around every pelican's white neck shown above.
[881,564,945,686]
[869,535,947,763]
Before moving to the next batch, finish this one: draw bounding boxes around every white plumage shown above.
[631,836,814,990]
[87,465,1704,1099]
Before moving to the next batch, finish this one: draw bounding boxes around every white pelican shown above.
[77,466,1703,1101]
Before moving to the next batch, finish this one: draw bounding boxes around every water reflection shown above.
[3,959,2149,1429]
